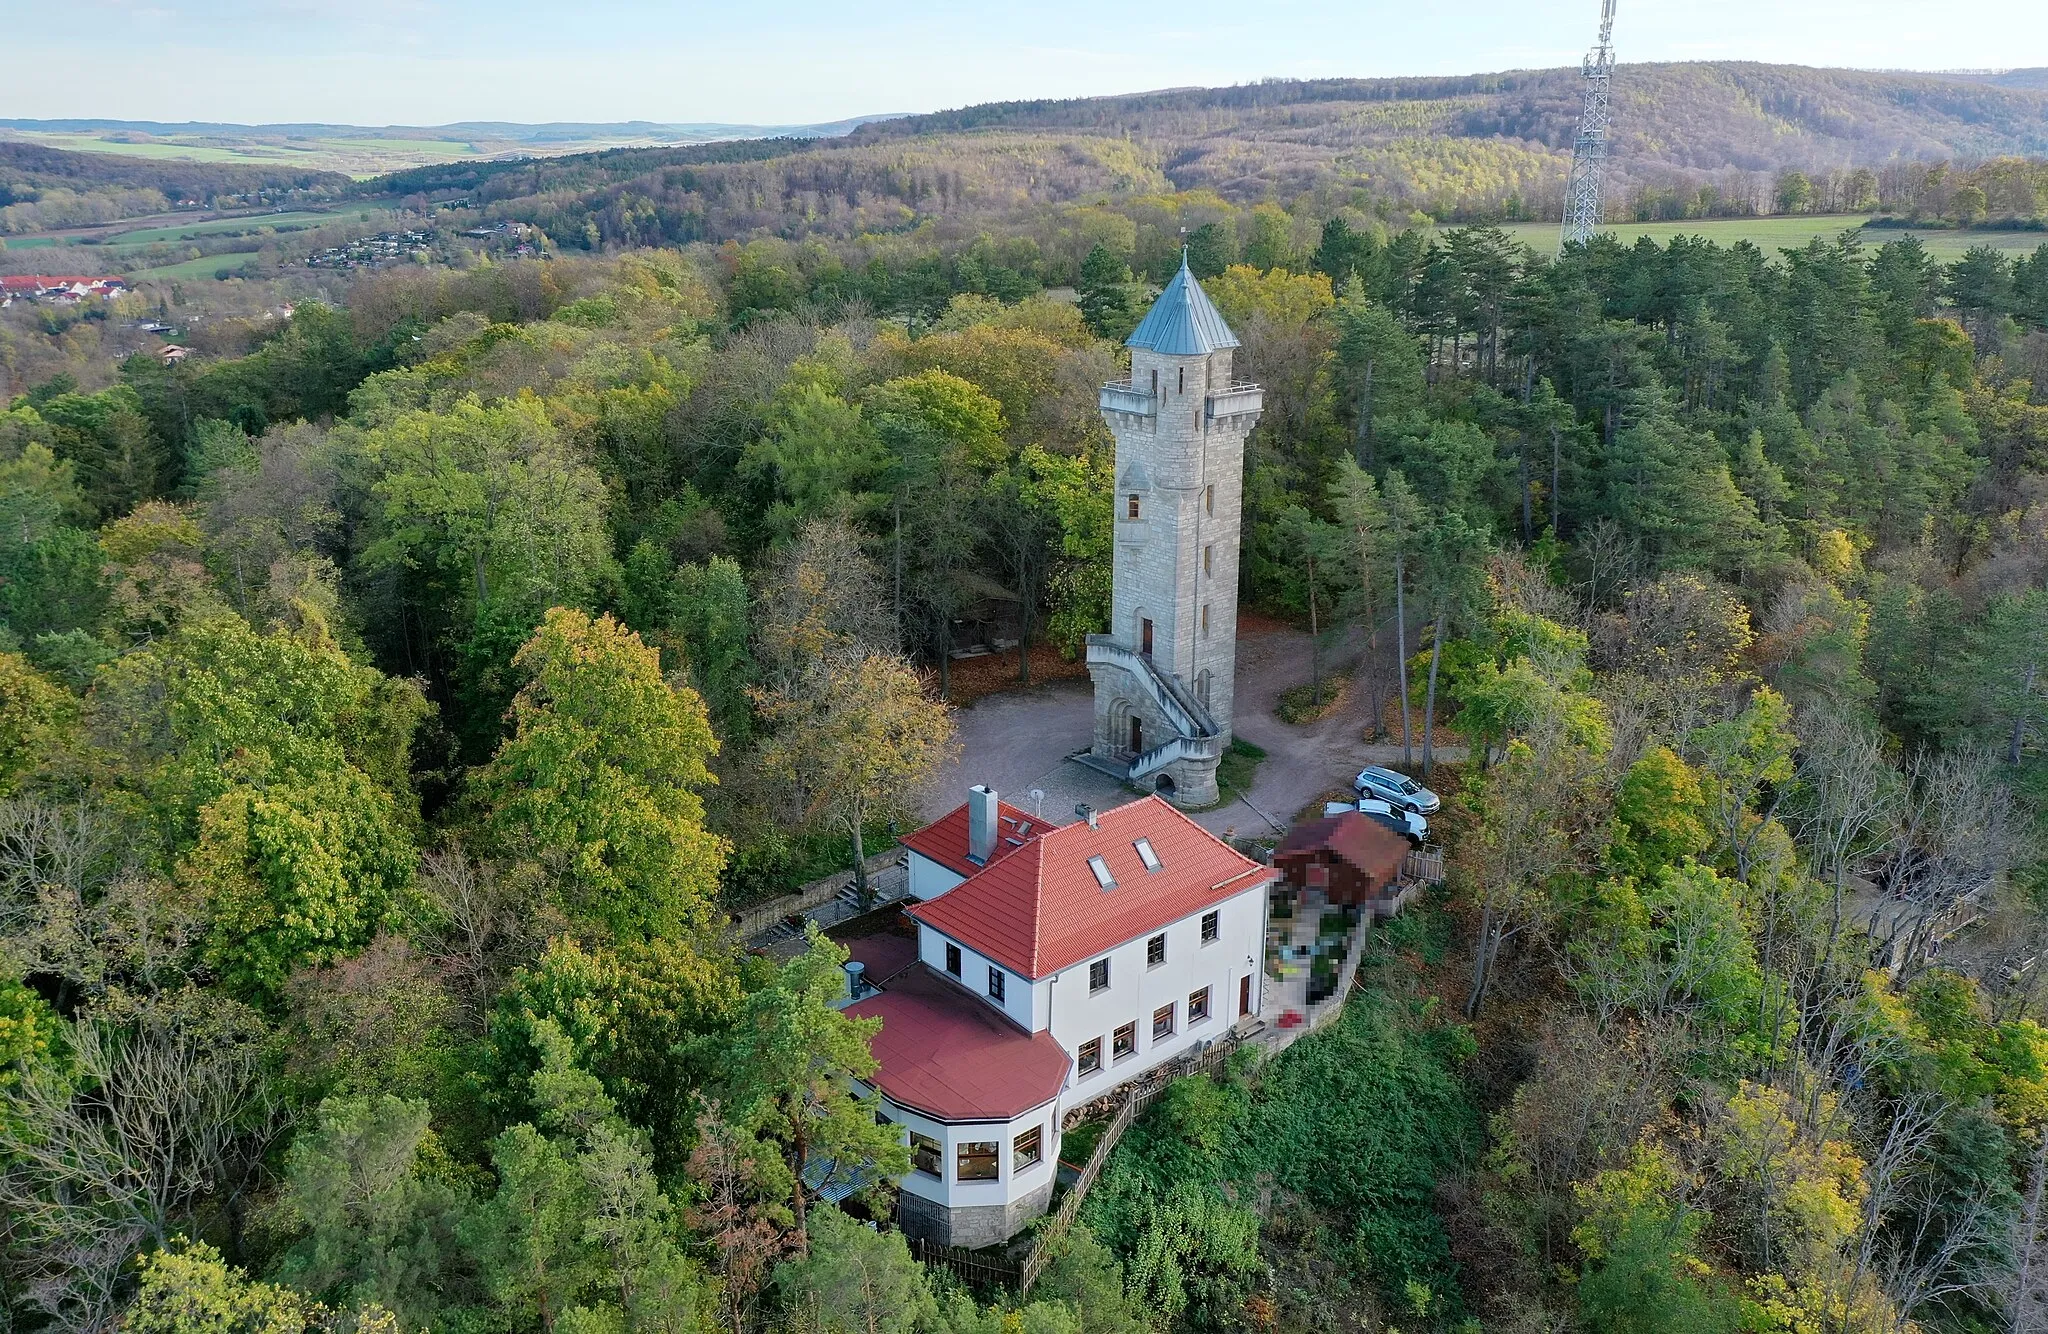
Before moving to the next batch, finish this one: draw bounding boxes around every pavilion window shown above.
[957,1141,999,1181]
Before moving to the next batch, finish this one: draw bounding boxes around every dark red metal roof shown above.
[906,795,1271,980]
[847,964,1069,1122]
[900,797,1046,877]
[1275,811,1409,886]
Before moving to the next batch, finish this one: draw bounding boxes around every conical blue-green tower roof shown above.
[1125,260,1240,356]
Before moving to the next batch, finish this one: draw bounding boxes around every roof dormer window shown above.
[1134,838,1162,872]
[1087,855,1116,889]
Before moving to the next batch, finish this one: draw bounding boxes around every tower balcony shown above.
[1205,383,1263,422]
[1099,381,1157,417]
[1099,380,1264,423]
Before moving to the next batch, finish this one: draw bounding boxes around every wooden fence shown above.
[1404,845,1447,885]
[910,1235,1022,1289]
[903,1036,1249,1295]
[1015,1034,1245,1294]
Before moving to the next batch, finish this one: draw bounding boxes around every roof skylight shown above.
[1087,855,1116,889]
[1134,838,1162,871]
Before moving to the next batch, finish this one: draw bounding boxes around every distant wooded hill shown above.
[0,143,353,235]
[346,61,2048,253]
[845,62,2048,199]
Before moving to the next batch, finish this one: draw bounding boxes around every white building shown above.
[847,787,1271,1247]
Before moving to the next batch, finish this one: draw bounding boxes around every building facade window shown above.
[1201,603,1210,636]
[1014,1126,1043,1171]
[1147,933,1167,967]
[910,1132,941,1177]
[1113,1022,1136,1061]
[1201,910,1220,943]
[1127,493,1141,520]
[945,943,961,976]
[987,967,1005,1002]
[1089,958,1110,992]
[1152,1003,1175,1040]
[1078,1037,1102,1075]
[1205,484,1214,515]
[1188,986,1211,1023]
[1178,366,1185,393]
[957,1141,998,1182]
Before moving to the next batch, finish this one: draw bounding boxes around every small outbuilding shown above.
[1274,811,1418,919]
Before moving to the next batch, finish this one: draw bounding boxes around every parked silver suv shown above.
[1352,765,1440,815]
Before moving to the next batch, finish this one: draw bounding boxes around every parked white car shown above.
[1321,797,1427,845]
[1352,765,1440,815]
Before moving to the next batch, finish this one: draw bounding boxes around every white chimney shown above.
[967,785,998,864]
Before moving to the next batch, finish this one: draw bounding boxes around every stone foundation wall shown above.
[895,1177,1056,1249]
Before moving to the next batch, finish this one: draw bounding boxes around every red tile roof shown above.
[906,795,1271,980]
[848,964,1069,1122]
[900,797,1046,877]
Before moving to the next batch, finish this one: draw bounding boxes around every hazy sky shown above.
[7,0,2047,127]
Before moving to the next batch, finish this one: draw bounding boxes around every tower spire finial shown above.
[1179,224,1189,270]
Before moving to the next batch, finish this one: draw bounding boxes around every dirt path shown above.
[1193,628,1466,836]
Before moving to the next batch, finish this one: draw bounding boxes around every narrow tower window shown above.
[1204,484,1214,516]
[1203,545,1212,577]
[1127,494,1140,520]
[1178,366,1185,393]
[1201,603,1210,636]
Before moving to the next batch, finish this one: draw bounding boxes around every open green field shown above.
[1497,215,2047,259]
[104,208,384,246]
[2,236,61,250]
[9,132,308,165]
[124,253,264,281]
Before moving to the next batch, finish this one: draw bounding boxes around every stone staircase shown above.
[1082,634,1222,781]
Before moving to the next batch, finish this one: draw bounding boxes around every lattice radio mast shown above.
[1559,0,1618,251]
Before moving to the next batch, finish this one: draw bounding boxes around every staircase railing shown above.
[1084,635,1218,740]
[1126,732,1222,781]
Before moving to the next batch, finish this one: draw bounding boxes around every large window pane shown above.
[957,1141,998,1181]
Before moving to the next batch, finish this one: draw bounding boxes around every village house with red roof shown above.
[0,275,129,309]
[844,785,1272,1248]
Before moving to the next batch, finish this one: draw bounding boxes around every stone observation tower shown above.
[1084,259,1263,807]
